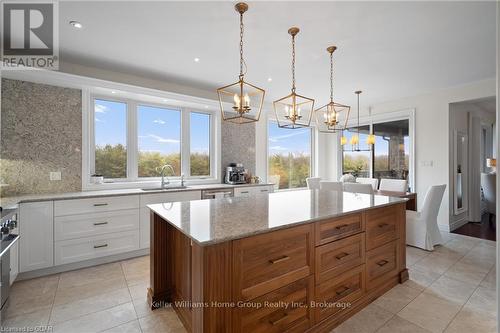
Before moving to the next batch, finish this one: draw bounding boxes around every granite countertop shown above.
[148,189,408,246]
[0,183,274,209]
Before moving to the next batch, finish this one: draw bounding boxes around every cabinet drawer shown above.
[238,277,313,333]
[234,224,313,300]
[315,265,365,322]
[365,206,400,250]
[315,213,364,246]
[54,230,139,265]
[54,195,140,216]
[140,190,201,206]
[54,209,139,241]
[315,233,365,284]
[234,187,254,197]
[366,240,399,290]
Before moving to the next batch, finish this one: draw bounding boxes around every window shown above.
[373,120,410,182]
[89,95,216,185]
[94,99,127,179]
[268,121,312,190]
[190,112,211,176]
[341,118,412,189]
[342,125,370,177]
[138,105,181,177]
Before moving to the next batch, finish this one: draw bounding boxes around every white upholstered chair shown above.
[356,177,379,190]
[343,183,374,195]
[306,177,321,190]
[406,184,446,251]
[379,178,408,192]
[481,173,496,223]
[320,181,343,191]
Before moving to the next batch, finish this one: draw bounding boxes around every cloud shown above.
[269,145,287,151]
[95,117,104,123]
[148,134,180,144]
[269,131,306,143]
[153,119,166,125]
[95,104,108,113]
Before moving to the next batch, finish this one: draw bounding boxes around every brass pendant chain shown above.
[291,34,296,93]
[330,52,334,103]
[239,13,244,79]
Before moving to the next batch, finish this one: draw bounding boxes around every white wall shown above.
[325,79,495,230]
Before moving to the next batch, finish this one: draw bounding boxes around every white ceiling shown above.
[59,1,496,107]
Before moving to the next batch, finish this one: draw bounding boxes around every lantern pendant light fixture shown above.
[217,2,265,124]
[314,46,350,133]
[273,27,315,129]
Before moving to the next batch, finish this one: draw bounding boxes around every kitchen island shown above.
[148,189,408,332]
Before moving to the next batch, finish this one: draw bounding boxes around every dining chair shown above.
[356,177,379,190]
[406,184,446,251]
[343,183,374,194]
[306,177,321,189]
[379,178,408,192]
[320,181,343,191]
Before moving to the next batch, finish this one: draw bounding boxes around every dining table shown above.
[374,190,417,211]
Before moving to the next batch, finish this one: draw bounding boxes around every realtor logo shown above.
[1,1,59,69]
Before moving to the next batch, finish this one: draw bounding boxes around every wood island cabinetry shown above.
[148,192,408,333]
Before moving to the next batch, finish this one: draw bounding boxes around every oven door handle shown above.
[0,234,19,258]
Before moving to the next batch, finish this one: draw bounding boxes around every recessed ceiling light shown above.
[267,77,272,82]
[163,99,169,102]
[205,105,209,109]
[194,58,200,62]
[69,21,83,29]
[111,91,116,94]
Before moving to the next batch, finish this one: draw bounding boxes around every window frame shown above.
[266,119,315,191]
[339,109,415,191]
[84,93,219,190]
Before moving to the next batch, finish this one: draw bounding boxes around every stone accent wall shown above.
[221,121,256,179]
[1,79,82,196]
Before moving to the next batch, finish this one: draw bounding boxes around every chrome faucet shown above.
[159,164,176,188]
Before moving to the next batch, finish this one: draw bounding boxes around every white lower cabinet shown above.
[55,209,139,241]
[55,230,139,265]
[139,190,201,248]
[10,240,19,284]
[19,201,54,273]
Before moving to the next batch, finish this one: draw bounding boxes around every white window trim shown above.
[266,118,316,191]
[338,108,416,192]
[83,92,220,190]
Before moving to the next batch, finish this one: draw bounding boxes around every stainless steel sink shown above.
[141,186,188,191]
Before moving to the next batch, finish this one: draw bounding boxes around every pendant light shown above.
[314,46,350,133]
[273,27,314,129]
[217,2,265,124]
[350,90,362,151]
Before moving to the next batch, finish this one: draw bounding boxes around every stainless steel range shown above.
[0,207,19,323]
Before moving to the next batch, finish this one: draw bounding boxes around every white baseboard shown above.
[449,217,469,232]
[17,248,149,281]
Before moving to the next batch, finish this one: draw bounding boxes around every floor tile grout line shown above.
[441,282,482,332]
[119,259,144,333]
[47,273,61,327]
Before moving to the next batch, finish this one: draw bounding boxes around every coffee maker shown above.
[225,163,246,184]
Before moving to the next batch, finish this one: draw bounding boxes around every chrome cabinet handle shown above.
[335,252,349,260]
[93,203,108,207]
[93,222,108,226]
[94,244,108,249]
[269,255,290,264]
[335,286,351,296]
[269,313,288,326]
[376,259,389,266]
[240,191,249,194]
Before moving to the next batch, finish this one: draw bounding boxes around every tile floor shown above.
[1,231,496,333]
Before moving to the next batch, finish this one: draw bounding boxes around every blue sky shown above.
[95,100,210,155]
[268,122,311,155]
